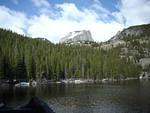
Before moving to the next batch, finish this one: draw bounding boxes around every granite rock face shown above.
[110,24,150,41]
[59,30,94,43]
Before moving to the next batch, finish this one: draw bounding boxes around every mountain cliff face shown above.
[59,30,94,43]
[103,24,150,50]
[100,23,150,79]
[110,24,150,41]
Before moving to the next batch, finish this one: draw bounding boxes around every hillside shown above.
[100,24,150,78]
[1,24,149,82]
[110,24,150,41]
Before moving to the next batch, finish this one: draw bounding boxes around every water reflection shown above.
[0,80,150,113]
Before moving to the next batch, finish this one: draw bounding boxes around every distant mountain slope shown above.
[59,30,94,44]
[101,23,150,51]
[99,24,150,79]
[110,24,150,41]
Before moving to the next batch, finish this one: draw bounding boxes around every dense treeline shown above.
[0,28,141,81]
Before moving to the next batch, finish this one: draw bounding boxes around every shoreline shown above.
[0,77,149,87]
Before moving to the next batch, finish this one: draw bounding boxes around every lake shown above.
[0,80,150,113]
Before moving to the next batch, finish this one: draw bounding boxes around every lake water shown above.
[0,80,150,113]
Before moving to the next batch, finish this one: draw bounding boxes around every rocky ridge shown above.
[103,23,150,79]
[110,24,150,41]
[59,30,94,44]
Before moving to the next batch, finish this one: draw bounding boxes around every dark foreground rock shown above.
[0,97,55,113]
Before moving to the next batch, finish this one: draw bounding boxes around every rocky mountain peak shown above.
[59,30,94,43]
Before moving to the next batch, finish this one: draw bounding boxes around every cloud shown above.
[0,3,124,43]
[114,0,150,26]
[0,0,150,43]
[31,0,50,8]
[27,3,124,43]
[0,6,27,34]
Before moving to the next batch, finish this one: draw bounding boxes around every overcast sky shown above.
[0,0,150,43]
